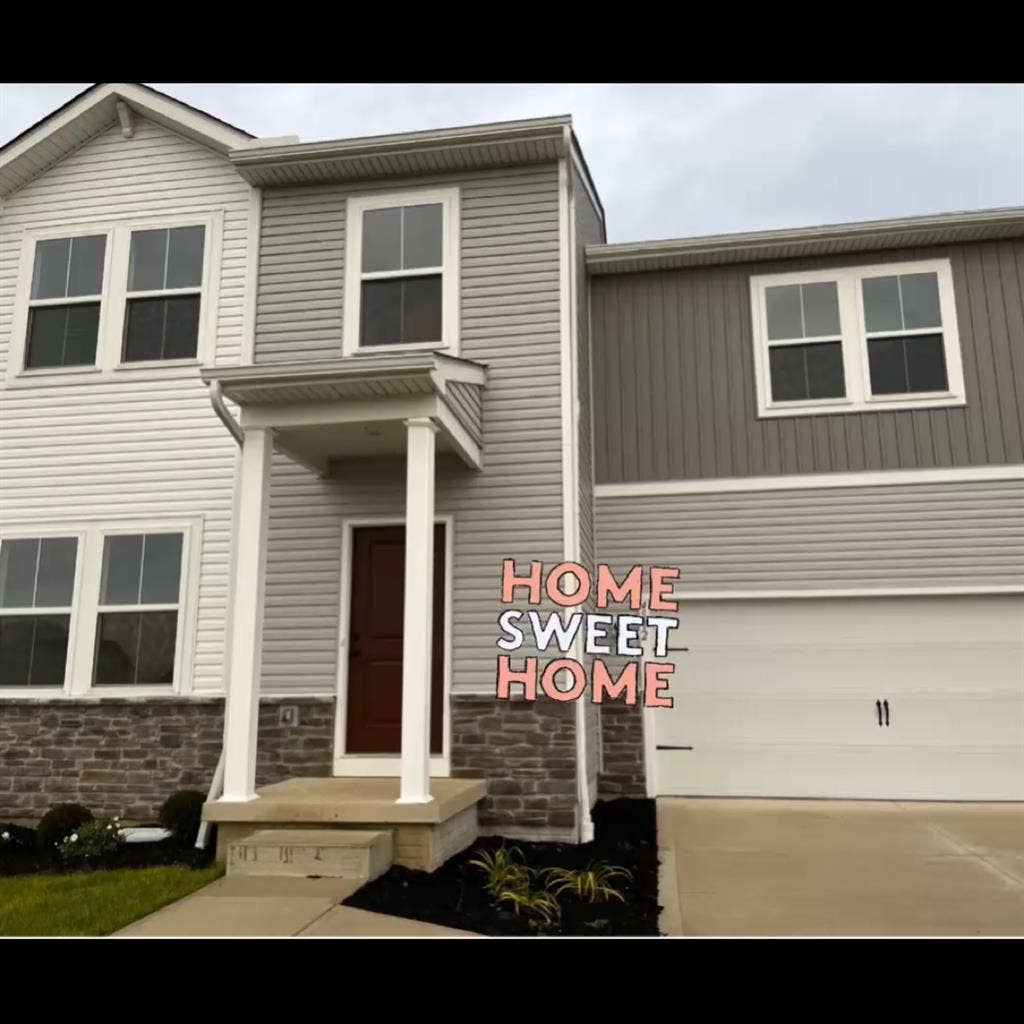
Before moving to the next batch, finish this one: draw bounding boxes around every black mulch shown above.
[0,822,217,877]
[343,798,661,936]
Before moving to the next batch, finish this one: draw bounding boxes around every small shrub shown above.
[56,818,125,863]
[1,824,37,854]
[158,790,207,845]
[496,884,562,926]
[37,804,93,852]
[543,861,632,903]
[467,845,532,896]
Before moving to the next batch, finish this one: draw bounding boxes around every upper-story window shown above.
[124,226,205,362]
[26,235,107,369]
[750,258,965,417]
[11,215,218,378]
[343,188,460,356]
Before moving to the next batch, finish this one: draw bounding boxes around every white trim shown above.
[594,464,1024,498]
[750,258,966,418]
[342,186,461,357]
[0,518,201,700]
[332,514,453,779]
[671,585,1024,601]
[241,186,262,365]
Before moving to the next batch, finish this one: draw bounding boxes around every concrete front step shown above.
[227,828,392,881]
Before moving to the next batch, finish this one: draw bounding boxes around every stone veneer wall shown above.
[0,697,334,822]
[450,695,579,841]
[598,702,647,798]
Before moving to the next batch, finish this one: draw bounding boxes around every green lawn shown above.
[0,864,224,936]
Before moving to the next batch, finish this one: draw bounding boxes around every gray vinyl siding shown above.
[254,164,566,695]
[596,479,1024,592]
[0,116,252,695]
[445,380,483,449]
[591,240,1024,483]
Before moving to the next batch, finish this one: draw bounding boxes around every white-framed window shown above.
[342,187,460,356]
[0,519,200,697]
[9,213,221,379]
[750,258,966,417]
[0,535,81,688]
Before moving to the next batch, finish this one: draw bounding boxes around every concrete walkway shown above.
[117,876,479,937]
[658,798,1024,937]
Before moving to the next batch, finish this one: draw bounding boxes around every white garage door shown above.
[653,595,1024,800]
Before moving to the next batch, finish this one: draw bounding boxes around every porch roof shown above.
[201,352,486,474]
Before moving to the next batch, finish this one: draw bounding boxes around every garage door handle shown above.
[876,700,883,727]
[883,699,890,727]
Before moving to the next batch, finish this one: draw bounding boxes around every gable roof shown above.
[0,82,254,197]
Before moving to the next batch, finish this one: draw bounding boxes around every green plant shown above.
[56,818,125,863]
[37,804,93,852]
[467,845,532,897]
[543,861,633,903]
[496,884,562,926]
[158,790,207,844]
[1,824,36,854]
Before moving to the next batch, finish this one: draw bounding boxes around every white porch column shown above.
[221,426,273,803]
[397,417,438,804]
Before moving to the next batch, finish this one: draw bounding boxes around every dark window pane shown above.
[166,227,205,289]
[801,281,840,337]
[123,297,166,362]
[770,343,844,402]
[402,275,443,343]
[136,611,178,684]
[28,615,70,685]
[27,303,99,369]
[863,275,903,333]
[362,208,402,273]
[0,539,39,608]
[765,285,802,340]
[101,534,143,605]
[0,616,34,685]
[63,303,100,365]
[162,295,200,359]
[402,204,443,269]
[900,273,942,330]
[31,238,71,299]
[805,342,845,398]
[35,538,77,607]
[128,229,168,292]
[360,279,403,346]
[26,307,67,368]
[140,534,183,604]
[905,334,948,392]
[94,612,140,685]
[868,336,908,394]
[769,345,807,401]
[67,235,106,297]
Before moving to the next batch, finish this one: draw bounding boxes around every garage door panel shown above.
[675,643,1022,695]
[654,596,1024,801]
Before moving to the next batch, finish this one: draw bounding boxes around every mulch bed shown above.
[343,797,661,936]
[0,822,216,877]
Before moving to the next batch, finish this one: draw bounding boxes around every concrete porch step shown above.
[227,828,392,881]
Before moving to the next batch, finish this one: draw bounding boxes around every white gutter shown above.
[195,382,245,850]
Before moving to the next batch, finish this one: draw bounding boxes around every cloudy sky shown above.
[2,82,1022,243]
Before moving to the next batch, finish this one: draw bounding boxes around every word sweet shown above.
[494,560,681,707]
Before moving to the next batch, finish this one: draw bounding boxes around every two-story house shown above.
[1,84,1021,868]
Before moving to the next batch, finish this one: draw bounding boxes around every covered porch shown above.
[199,352,487,859]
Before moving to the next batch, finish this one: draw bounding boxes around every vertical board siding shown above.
[591,240,1024,483]
[595,479,1024,591]
[0,117,252,694]
[255,165,566,694]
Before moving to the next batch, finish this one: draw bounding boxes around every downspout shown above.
[195,380,244,850]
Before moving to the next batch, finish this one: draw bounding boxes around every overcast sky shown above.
[2,83,1022,243]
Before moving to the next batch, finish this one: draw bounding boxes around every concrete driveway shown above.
[658,799,1024,937]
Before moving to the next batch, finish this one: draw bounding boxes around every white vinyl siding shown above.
[0,116,254,696]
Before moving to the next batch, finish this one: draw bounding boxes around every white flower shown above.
[70,833,78,843]
[1,831,9,840]
[107,824,113,831]
[117,829,126,837]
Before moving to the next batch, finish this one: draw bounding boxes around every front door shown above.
[345,524,445,755]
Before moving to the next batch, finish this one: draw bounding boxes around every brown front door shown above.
[345,524,445,755]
